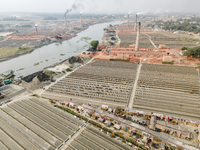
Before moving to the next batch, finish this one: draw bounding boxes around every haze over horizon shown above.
[1,0,200,14]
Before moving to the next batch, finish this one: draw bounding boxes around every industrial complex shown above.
[0,4,200,150]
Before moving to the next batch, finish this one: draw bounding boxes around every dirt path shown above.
[142,33,158,49]
[128,64,142,109]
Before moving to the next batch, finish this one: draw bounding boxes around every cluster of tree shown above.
[152,19,200,34]
[163,20,200,33]
[90,40,99,48]
[16,25,32,28]
[44,16,57,20]
[182,46,200,57]
[2,17,29,21]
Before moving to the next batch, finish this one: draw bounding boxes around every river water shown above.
[0,21,123,78]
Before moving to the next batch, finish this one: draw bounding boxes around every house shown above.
[104,120,112,126]
[98,118,104,122]
[102,105,108,110]
[69,102,74,107]
[114,124,121,130]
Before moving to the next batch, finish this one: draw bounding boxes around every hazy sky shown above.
[1,0,200,14]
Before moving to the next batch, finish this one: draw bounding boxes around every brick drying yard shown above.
[118,32,197,48]
[43,60,200,119]
[43,60,138,107]
[0,97,134,150]
[0,98,84,150]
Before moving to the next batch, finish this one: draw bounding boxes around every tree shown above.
[90,40,99,48]
[183,46,200,57]
[181,47,188,50]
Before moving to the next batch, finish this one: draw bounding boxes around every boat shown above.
[0,70,14,80]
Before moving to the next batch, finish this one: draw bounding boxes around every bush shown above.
[110,59,129,62]
[90,40,99,48]
[103,127,113,133]
[183,46,200,57]
[114,132,126,140]
[181,47,188,50]
[66,68,72,72]
[162,61,173,65]
[153,136,161,142]
[110,133,116,138]
[55,105,88,121]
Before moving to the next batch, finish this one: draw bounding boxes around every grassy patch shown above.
[18,47,31,53]
[55,105,88,121]
[17,68,25,71]
[32,94,40,98]
[66,68,72,72]
[110,59,129,62]
[34,62,40,66]
[60,54,65,56]
[0,47,20,58]
[18,75,23,79]
[162,61,173,65]
[45,59,48,61]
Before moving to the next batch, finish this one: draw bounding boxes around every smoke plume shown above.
[64,0,84,15]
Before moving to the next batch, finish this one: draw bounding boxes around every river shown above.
[0,21,123,78]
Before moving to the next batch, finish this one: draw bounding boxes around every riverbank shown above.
[0,28,88,63]
[0,21,123,78]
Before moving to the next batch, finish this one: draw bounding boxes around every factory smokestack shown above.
[35,26,38,35]
[64,0,84,27]
[64,14,67,27]
[80,12,82,26]
[127,14,129,26]
[134,14,137,31]
[135,22,141,50]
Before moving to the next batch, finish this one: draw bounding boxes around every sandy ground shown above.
[47,64,69,72]
[0,32,13,36]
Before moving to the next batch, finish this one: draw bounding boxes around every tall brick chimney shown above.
[35,26,38,35]
[80,13,82,26]
[64,14,67,27]
[135,22,141,50]
[134,14,137,31]
[127,14,129,26]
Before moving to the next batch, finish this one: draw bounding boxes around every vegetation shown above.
[162,61,173,65]
[90,40,99,48]
[16,25,32,28]
[18,75,23,79]
[153,137,161,142]
[60,54,65,56]
[44,16,57,20]
[16,68,25,71]
[2,17,29,21]
[18,47,31,52]
[0,47,31,59]
[66,68,72,72]
[152,18,200,34]
[181,47,189,50]
[32,94,40,98]
[55,105,88,121]
[183,46,200,57]
[88,120,102,128]
[56,105,149,150]
[34,62,40,66]
[110,59,129,62]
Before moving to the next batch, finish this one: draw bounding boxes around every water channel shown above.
[0,21,123,78]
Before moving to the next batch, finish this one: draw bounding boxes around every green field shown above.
[0,47,31,59]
